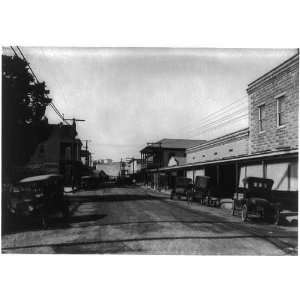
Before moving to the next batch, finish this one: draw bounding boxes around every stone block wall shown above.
[247,54,299,154]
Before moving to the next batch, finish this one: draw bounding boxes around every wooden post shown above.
[262,160,266,178]
[235,162,239,199]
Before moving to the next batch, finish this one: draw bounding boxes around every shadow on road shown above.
[2,213,108,235]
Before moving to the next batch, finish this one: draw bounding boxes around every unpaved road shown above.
[2,186,298,255]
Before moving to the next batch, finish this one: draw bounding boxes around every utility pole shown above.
[120,158,123,178]
[82,139,91,166]
[64,118,85,189]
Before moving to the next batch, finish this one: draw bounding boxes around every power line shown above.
[11,46,69,125]
[16,46,67,123]
[183,106,248,137]
[187,113,248,138]
[176,95,248,133]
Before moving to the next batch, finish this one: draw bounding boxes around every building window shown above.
[258,104,266,132]
[277,96,286,127]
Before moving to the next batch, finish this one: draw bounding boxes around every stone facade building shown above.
[144,52,298,209]
[247,53,298,154]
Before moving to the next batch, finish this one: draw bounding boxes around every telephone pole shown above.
[82,139,92,166]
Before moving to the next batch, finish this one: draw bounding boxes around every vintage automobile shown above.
[170,177,193,200]
[7,174,69,228]
[81,175,99,189]
[232,176,280,224]
[190,175,210,204]
[188,175,220,207]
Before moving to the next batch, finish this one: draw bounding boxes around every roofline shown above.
[140,146,200,153]
[147,149,298,172]
[140,139,207,153]
[187,127,249,153]
[19,173,62,183]
[247,52,299,92]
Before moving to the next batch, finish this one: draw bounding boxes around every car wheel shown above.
[41,214,48,229]
[241,204,248,222]
[232,202,235,215]
[273,208,280,225]
[187,194,192,205]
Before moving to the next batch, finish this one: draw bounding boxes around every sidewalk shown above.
[141,185,298,227]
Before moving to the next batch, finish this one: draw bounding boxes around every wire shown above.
[176,95,248,132]
[187,113,248,138]
[16,46,66,122]
[12,46,69,125]
[183,106,248,137]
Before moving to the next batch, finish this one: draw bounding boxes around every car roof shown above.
[19,174,62,184]
[244,176,273,183]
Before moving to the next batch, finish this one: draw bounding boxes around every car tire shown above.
[273,208,280,225]
[41,214,48,229]
[187,194,192,205]
[232,202,235,215]
[241,204,248,222]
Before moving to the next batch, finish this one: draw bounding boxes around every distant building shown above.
[81,149,92,167]
[127,158,142,175]
[140,138,206,188]
[95,160,121,179]
[140,138,206,170]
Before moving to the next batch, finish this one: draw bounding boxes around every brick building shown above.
[248,53,298,154]
[145,52,298,208]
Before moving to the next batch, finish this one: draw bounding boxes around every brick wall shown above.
[247,54,299,154]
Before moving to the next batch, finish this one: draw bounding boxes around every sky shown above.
[3,47,296,161]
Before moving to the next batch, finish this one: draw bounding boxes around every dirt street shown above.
[1,185,298,255]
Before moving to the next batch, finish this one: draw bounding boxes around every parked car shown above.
[81,175,99,189]
[232,176,280,224]
[190,175,210,204]
[189,176,220,206]
[170,177,193,200]
[7,174,69,228]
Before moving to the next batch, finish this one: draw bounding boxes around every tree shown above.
[2,54,52,181]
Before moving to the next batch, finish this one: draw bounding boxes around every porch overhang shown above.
[146,149,298,173]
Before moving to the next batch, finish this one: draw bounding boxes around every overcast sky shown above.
[4,47,296,161]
